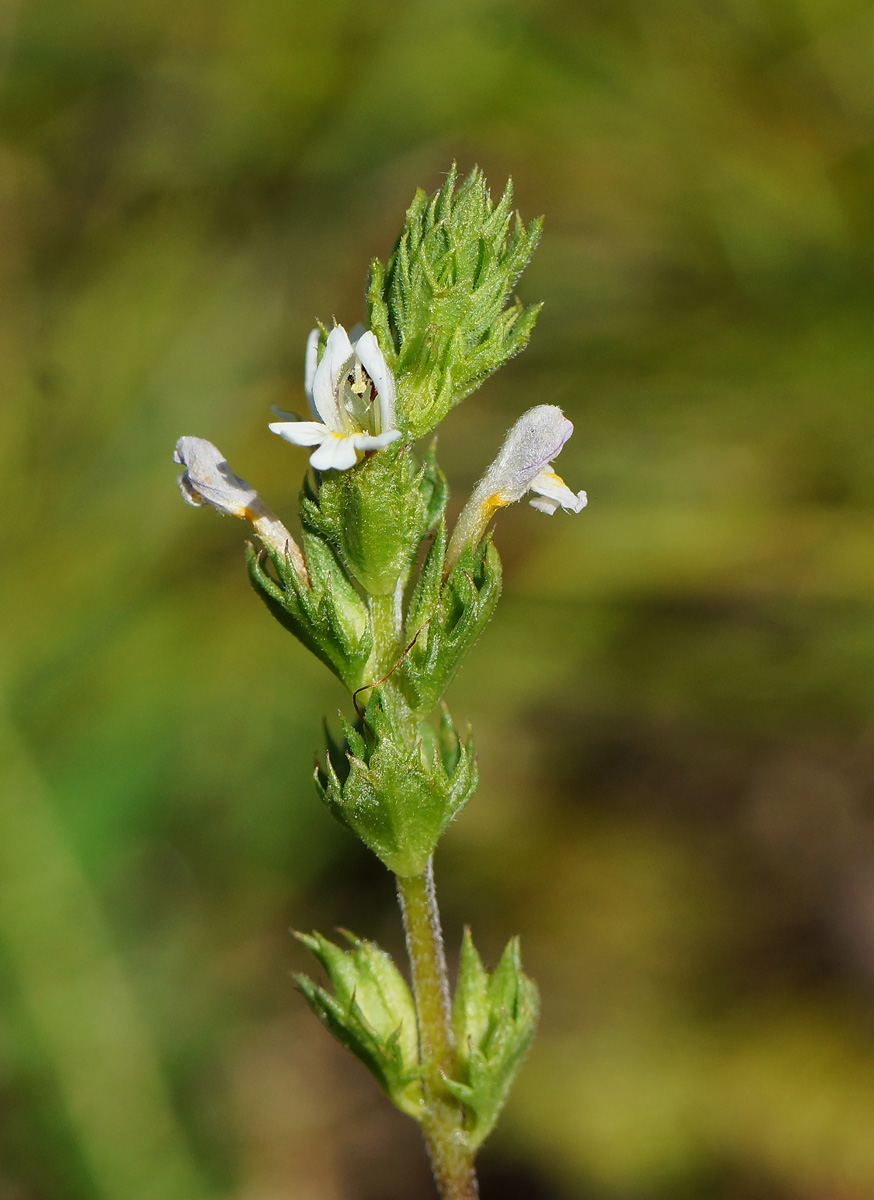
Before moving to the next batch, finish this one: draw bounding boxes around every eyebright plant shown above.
[173,166,586,1200]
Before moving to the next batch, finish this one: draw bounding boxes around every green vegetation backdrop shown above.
[3,1,874,1197]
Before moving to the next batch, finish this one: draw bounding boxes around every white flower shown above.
[174,436,308,583]
[269,325,401,471]
[446,405,587,570]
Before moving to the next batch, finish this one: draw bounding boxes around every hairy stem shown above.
[397,862,478,1200]
[368,590,401,675]
[371,583,476,1196]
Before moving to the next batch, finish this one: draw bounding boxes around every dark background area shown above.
[3,0,874,1197]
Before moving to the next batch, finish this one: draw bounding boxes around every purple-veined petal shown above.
[173,436,308,581]
[311,326,354,429]
[446,405,585,571]
[486,406,574,504]
[174,436,257,516]
[354,330,397,431]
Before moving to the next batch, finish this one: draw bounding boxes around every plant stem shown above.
[397,862,479,1200]
[367,586,418,739]
[369,590,401,676]
[371,586,476,1195]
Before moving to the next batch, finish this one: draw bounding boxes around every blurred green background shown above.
[3,0,874,1197]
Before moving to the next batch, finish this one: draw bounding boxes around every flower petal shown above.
[486,406,574,505]
[309,433,360,472]
[303,328,320,417]
[354,330,397,432]
[174,436,257,517]
[173,435,308,580]
[528,470,588,514]
[269,420,330,447]
[353,429,402,452]
[311,325,354,429]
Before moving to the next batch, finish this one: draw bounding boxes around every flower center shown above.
[342,362,379,432]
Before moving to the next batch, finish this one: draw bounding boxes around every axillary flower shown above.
[269,325,401,471]
[446,404,587,570]
[174,436,309,583]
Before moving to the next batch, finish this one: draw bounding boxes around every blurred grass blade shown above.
[0,705,216,1200]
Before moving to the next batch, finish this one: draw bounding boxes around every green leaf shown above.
[398,537,502,716]
[452,928,490,1071]
[295,930,423,1119]
[404,520,447,639]
[417,438,449,533]
[245,536,373,691]
[447,932,540,1149]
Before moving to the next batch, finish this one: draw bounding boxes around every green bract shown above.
[316,691,477,877]
[295,930,423,1118]
[245,532,373,692]
[367,165,543,439]
[399,535,502,717]
[448,930,540,1148]
[299,444,426,597]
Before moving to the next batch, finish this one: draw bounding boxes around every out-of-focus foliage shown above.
[2,0,874,1198]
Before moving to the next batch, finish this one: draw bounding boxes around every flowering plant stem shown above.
[397,864,479,1200]
[368,591,402,674]
[371,580,479,1197]
[173,168,582,1198]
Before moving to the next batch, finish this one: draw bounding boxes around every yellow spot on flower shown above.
[481,493,510,520]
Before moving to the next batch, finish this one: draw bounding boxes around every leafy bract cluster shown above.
[297,442,433,598]
[245,532,373,692]
[398,536,502,716]
[317,692,477,877]
[245,440,501,725]
[296,927,538,1142]
[368,165,543,439]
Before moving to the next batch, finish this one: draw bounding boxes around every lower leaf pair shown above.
[296,926,539,1149]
